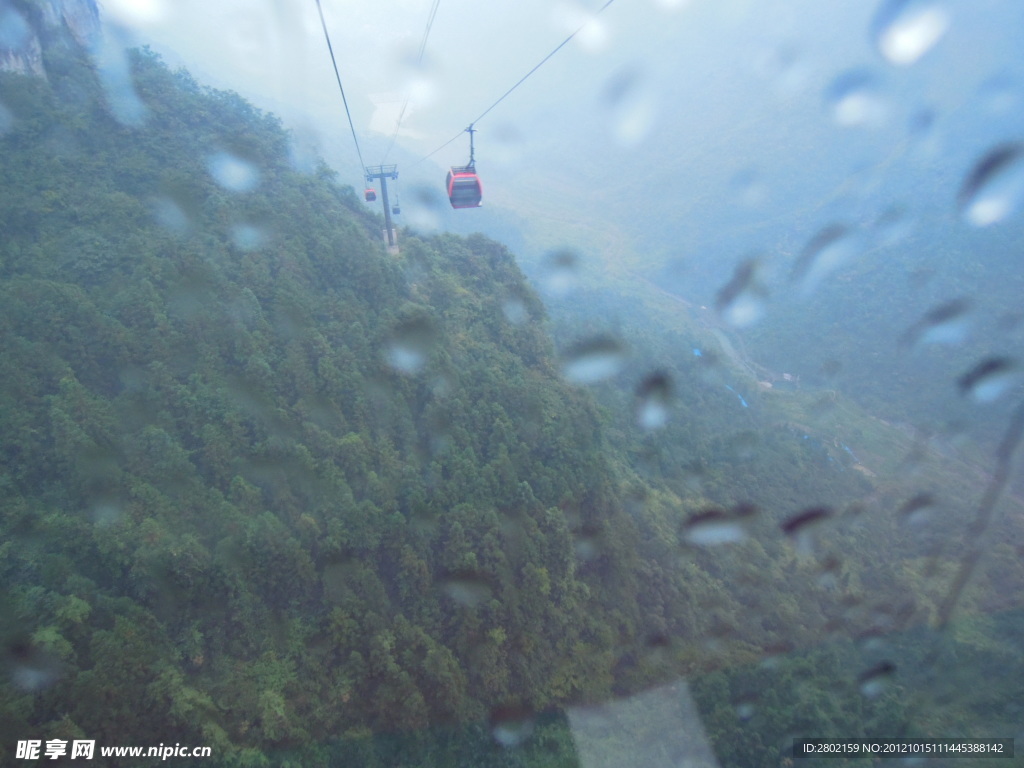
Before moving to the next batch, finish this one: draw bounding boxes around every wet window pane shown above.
[1,0,1022,766]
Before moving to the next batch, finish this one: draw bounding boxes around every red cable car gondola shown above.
[364,188,377,202]
[447,124,483,209]
[446,166,482,209]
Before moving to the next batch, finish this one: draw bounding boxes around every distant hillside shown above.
[454,1,1024,456]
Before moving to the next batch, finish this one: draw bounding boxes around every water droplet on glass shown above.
[288,124,323,174]
[573,524,603,561]
[406,184,442,230]
[817,555,846,590]
[7,643,60,692]
[908,106,935,135]
[389,45,439,116]
[553,3,608,52]
[501,285,531,325]
[858,660,896,697]
[898,493,936,525]
[873,205,914,246]
[150,196,193,235]
[902,299,971,347]
[384,317,437,375]
[684,508,750,546]
[726,431,759,460]
[791,224,857,296]
[825,70,888,127]
[958,144,1024,227]
[541,249,580,298]
[820,359,842,381]
[871,0,950,65]
[978,73,1021,115]
[208,151,260,193]
[561,335,626,384]
[734,697,757,721]
[12,660,60,692]
[404,68,437,110]
[755,43,809,97]
[624,489,648,519]
[759,643,794,669]
[856,629,889,653]
[502,298,527,325]
[440,572,493,608]
[730,168,767,208]
[602,67,657,147]
[695,347,725,387]
[680,463,704,493]
[907,107,942,157]
[781,507,831,555]
[231,223,266,251]
[489,122,524,167]
[92,31,149,126]
[0,5,33,51]
[958,356,1016,402]
[636,371,672,430]
[422,411,452,461]
[430,375,452,399]
[716,258,767,327]
[103,0,167,27]
[91,498,124,527]
[643,630,671,654]
[490,706,536,747]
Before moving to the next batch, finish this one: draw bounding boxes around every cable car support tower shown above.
[365,164,399,250]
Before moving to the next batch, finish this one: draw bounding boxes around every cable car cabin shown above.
[364,188,377,202]
[446,165,482,209]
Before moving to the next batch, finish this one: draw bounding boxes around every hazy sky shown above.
[101,0,649,161]
[98,0,1024,253]
[102,1,1023,159]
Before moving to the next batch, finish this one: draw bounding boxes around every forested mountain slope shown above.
[0,33,733,765]
[3,11,1024,768]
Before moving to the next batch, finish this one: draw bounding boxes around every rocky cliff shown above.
[0,0,100,77]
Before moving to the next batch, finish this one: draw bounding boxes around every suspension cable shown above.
[417,0,619,166]
[314,0,366,173]
[383,0,443,163]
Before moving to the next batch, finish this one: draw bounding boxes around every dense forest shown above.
[1,7,1023,767]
